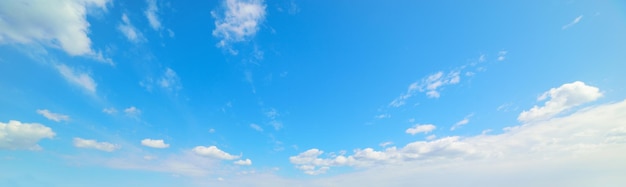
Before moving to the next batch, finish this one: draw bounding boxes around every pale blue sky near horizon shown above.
[1,0,626,186]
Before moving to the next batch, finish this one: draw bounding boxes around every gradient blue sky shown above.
[1,0,626,186]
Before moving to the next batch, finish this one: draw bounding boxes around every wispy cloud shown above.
[36,109,70,122]
[250,123,264,132]
[102,107,118,114]
[55,64,97,94]
[562,15,583,30]
[450,114,473,131]
[73,138,119,152]
[124,106,141,118]
[389,70,460,107]
[159,68,182,91]
[497,51,507,61]
[144,0,161,30]
[118,13,145,43]
[212,0,266,53]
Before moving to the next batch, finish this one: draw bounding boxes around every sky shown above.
[1,0,626,186]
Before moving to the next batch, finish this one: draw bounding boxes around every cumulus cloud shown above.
[36,109,70,122]
[0,0,110,58]
[73,137,119,152]
[192,146,240,160]
[518,81,602,122]
[144,0,161,30]
[212,0,266,53]
[141,138,169,148]
[55,64,97,94]
[0,120,55,150]
[405,124,436,135]
[234,158,252,166]
[562,15,583,30]
[118,13,145,43]
[390,70,460,107]
[290,97,626,175]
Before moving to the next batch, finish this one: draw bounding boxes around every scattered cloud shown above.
[379,141,393,147]
[36,109,70,122]
[405,124,436,135]
[209,128,216,133]
[124,106,141,118]
[450,114,473,131]
[0,0,111,60]
[118,13,145,43]
[144,0,161,30]
[212,0,267,53]
[102,107,118,114]
[0,120,55,150]
[290,98,626,175]
[73,137,119,152]
[234,158,252,166]
[426,134,437,140]
[159,68,182,91]
[250,123,263,132]
[390,70,461,107]
[562,15,583,30]
[192,146,240,160]
[55,64,97,94]
[497,51,507,61]
[141,138,170,148]
[374,114,390,119]
[518,81,602,122]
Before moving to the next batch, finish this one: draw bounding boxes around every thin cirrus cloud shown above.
[55,64,97,94]
[73,137,119,152]
[390,70,461,107]
[144,0,161,30]
[0,120,55,150]
[518,81,602,122]
[212,0,266,53]
[562,15,583,30]
[118,13,145,43]
[36,109,70,122]
[450,114,473,131]
[141,139,170,148]
[290,81,625,176]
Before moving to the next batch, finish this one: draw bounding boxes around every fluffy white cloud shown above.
[518,81,602,122]
[212,0,266,52]
[124,106,141,117]
[141,138,169,148]
[192,146,240,160]
[250,123,263,132]
[291,97,626,175]
[562,15,583,30]
[0,0,109,57]
[144,0,161,30]
[56,64,97,94]
[234,158,252,166]
[118,13,144,43]
[73,137,119,152]
[0,120,55,150]
[36,109,70,122]
[390,70,460,107]
[405,124,436,135]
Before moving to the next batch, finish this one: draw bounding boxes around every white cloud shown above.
[0,120,55,150]
[192,146,240,160]
[55,64,97,94]
[290,97,626,176]
[450,114,473,131]
[36,109,70,122]
[159,68,182,91]
[250,123,263,132]
[141,139,169,148]
[124,106,141,117]
[212,0,266,52]
[102,107,117,114]
[0,0,110,57]
[562,15,583,30]
[518,81,602,122]
[390,70,461,107]
[73,137,119,152]
[374,114,390,119]
[379,141,393,147]
[118,13,145,43]
[144,0,161,30]
[497,51,507,61]
[406,124,436,135]
[234,158,252,166]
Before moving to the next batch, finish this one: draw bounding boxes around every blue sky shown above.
[1,0,626,186]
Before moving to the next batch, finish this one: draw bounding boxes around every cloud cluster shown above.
[118,13,145,43]
[0,120,55,150]
[73,137,119,152]
[292,82,625,175]
[212,0,266,52]
[390,70,461,107]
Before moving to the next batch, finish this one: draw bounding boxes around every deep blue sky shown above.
[1,0,625,186]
